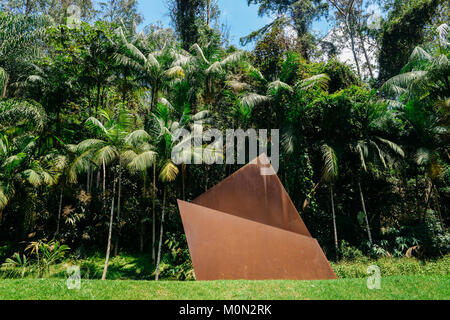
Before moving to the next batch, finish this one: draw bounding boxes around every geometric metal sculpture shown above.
[177,154,337,280]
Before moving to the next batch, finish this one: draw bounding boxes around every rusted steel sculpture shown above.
[177,154,337,281]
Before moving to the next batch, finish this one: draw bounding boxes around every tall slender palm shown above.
[151,105,180,281]
[321,144,339,258]
[78,106,155,280]
[44,143,94,238]
[352,103,405,244]
[123,129,158,254]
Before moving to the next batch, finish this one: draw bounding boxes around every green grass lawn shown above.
[0,275,448,300]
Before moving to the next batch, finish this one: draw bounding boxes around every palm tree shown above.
[78,106,155,280]
[0,99,47,222]
[43,143,94,238]
[241,74,330,128]
[321,144,339,258]
[123,129,158,253]
[151,105,180,281]
[149,101,212,280]
[115,29,186,119]
[351,102,405,245]
[187,44,247,107]
[382,24,449,221]
[381,24,449,101]
[0,13,52,99]
[404,100,447,219]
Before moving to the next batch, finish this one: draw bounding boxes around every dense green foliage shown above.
[0,1,448,282]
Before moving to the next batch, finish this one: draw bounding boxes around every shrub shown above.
[332,255,450,278]
[339,240,365,261]
[423,210,450,257]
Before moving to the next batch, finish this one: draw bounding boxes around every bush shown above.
[332,255,450,279]
[0,242,13,262]
[338,240,364,260]
[423,210,450,257]
[158,233,195,281]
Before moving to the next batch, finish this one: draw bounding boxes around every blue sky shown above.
[138,0,331,49]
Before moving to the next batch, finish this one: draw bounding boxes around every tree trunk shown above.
[95,82,101,118]
[346,18,361,80]
[89,168,94,194]
[101,160,106,214]
[155,186,167,281]
[206,0,211,26]
[102,172,116,280]
[182,164,186,200]
[54,186,64,238]
[25,0,31,14]
[86,167,90,194]
[358,181,373,245]
[114,156,122,257]
[205,165,209,192]
[415,170,420,218]
[96,169,100,189]
[140,173,147,253]
[2,73,9,98]
[358,31,374,81]
[139,219,145,252]
[330,185,339,259]
[425,180,433,211]
[152,162,157,263]
[433,185,444,226]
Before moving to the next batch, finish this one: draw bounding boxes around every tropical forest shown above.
[0,0,449,300]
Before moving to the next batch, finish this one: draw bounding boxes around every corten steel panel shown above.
[178,154,337,281]
[193,154,311,237]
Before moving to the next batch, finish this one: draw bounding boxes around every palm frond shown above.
[220,51,245,66]
[77,139,106,153]
[127,150,157,174]
[22,169,42,187]
[95,146,118,167]
[205,61,223,75]
[241,93,271,108]
[409,47,432,62]
[165,66,185,78]
[375,137,405,158]
[321,144,338,182]
[437,23,449,48]
[267,80,293,96]
[382,71,428,95]
[415,148,431,166]
[125,130,151,146]
[190,44,209,64]
[145,53,160,71]
[115,53,144,72]
[297,74,330,91]
[159,159,179,183]
[356,141,368,172]
[85,117,108,135]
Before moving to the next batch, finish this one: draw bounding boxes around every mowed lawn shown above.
[0,275,449,300]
